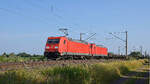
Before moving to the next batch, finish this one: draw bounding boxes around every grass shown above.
[123,65,150,84]
[0,59,147,84]
[0,69,46,84]
[41,66,91,84]
[123,60,150,84]
[0,56,45,63]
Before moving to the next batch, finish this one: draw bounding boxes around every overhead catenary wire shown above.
[85,33,96,41]
[0,7,52,25]
[1,0,85,35]
[109,31,128,58]
[0,7,22,16]
[22,0,65,25]
[26,0,82,30]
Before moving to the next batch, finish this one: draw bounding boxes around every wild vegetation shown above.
[0,52,44,62]
[0,51,149,63]
[0,59,148,84]
[108,51,149,59]
[122,61,150,84]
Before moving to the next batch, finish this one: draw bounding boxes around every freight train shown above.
[44,36,108,59]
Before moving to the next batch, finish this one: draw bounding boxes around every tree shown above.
[129,51,142,58]
[9,53,16,57]
[1,52,9,57]
[17,52,31,57]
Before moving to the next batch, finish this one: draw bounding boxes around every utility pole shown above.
[125,31,128,58]
[140,46,143,55]
[118,46,121,55]
[109,31,128,59]
[80,33,85,41]
[144,51,147,57]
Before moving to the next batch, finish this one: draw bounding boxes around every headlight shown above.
[55,46,58,49]
[46,46,50,49]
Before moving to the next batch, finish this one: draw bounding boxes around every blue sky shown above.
[0,0,150,55]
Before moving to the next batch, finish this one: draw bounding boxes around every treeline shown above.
[0,52,43,57]
[0,52,45,62]
[108,51,150,59]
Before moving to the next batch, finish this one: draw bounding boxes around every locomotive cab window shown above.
[47,39,60,44]
[64,40,66,44]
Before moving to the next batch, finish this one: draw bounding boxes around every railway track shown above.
[0,59,123,71]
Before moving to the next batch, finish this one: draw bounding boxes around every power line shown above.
[22,0,65,25]
[0,7,52,25]
[85,33,96,41]
[109,31,128,58]
[0,8,22,16]
[24,0,81,31]
[109,32,125,42]
[59,28,69,36]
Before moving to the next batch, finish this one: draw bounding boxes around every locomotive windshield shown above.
[47,39,60,44]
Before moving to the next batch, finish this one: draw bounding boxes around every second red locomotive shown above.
[44,36,108,59]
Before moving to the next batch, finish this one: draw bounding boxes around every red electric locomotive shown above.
[44,36,108,59]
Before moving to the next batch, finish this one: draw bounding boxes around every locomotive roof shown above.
[68,38,106,48]
[96,45,107,48]
[67,37,107,48]
[90,43,106,48]
[68,37,89,44]
[48,36,107,48]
